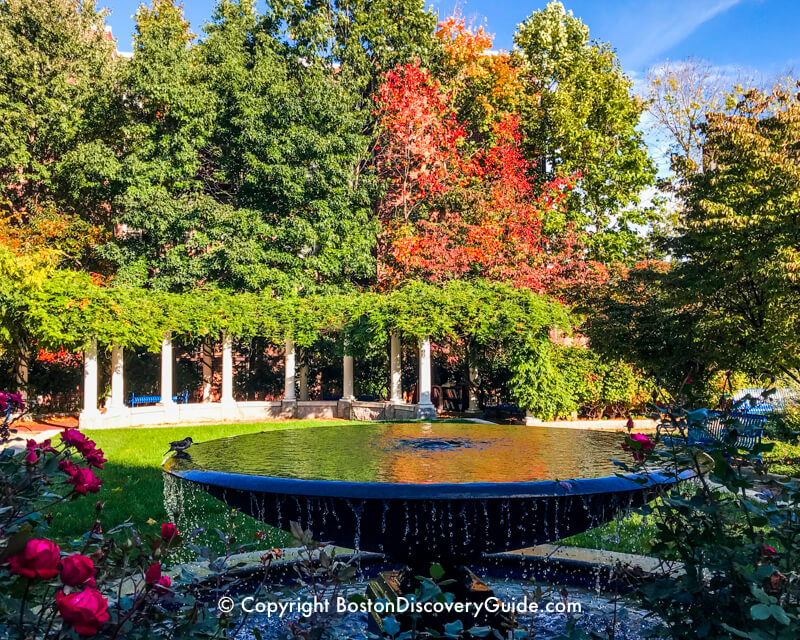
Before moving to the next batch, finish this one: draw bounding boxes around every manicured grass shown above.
[47,420,358,547]
[559,511,658,556]
[765,438,800,477]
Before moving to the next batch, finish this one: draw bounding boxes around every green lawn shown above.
[48,420,357,548]
[765,438,800,477]
[560,511,658,556]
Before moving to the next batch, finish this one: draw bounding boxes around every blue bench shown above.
[687,410,766,452]
[128,390,189,408]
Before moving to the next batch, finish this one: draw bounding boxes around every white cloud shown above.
[614,0,744,69]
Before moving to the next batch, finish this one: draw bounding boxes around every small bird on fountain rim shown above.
[164,436,194,460]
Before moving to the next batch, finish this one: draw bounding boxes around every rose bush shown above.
[609,391,800,639]
[0,396,261,639]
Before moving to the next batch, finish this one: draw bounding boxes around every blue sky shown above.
[104,0,799,78]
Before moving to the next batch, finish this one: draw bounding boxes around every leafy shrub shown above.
[615,402,800,639]
[0,394,262,639]
[509,344,650,420]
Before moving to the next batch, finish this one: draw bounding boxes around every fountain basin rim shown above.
[163,467,694,500]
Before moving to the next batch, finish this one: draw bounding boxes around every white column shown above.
[417,337,435,418]
[160,332,174,406]
[82,338,99,415]
[418,337,433,406]
[109,345,125,410]
[284,336,296,400]
[342,354,355,399]
[390,331,402,403]
[15,344,29,404]
[221,332,234,405]
[467,364,480,412]
[299,363,309,401]
[201,339,212,403]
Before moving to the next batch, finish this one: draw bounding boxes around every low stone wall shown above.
[79,399,431,429]
[524,416,658,431]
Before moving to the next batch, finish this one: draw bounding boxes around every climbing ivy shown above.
[1,256,569,357]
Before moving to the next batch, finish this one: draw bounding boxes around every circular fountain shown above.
[163,422,688,563]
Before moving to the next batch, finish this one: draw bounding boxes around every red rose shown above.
[62,463,103,496]
[40,439,58,454]
[144,562,162,584]
[160,523,179,541]
[65,465,102,495]
[61,429,90,450]
[28,438,58,455]
[77,439,98,457]
[8,538,61,579]
[84,448,106,470]
[60,555,96,587]
[56,588,109,636]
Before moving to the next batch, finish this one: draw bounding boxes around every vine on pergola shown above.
[5,265,571,358]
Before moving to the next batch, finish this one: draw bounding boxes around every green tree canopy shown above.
[0,0,117,266]
[513,1,657,262]
[670,84,800,383]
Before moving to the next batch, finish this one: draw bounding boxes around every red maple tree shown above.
[372,60,469,226]
[373,60,606,297]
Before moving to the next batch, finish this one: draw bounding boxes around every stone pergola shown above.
[78,331,439,428]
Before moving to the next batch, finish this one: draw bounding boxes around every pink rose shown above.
[622,433,655,462]
[40,439,58,454]
[84,448,106,470]
[27,438,58,456]
[160,523,179,541]
[64,465,103,495]
[7,538,61,579]
[0,391,25,412]
[59,459,78,474]
[61,428,90,450]
[56,588,109,636]
[60,555,97,587]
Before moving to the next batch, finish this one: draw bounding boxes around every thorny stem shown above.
[19,578,30,631]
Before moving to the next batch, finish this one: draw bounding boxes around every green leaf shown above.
[429,563,445,581]
[750,604,771,621]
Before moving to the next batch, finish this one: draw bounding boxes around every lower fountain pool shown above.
[230,575,663,640]
[164,422,687,563]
